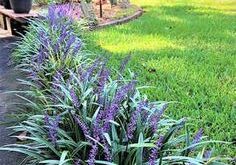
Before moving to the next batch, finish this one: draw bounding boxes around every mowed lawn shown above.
[86,0,236,155]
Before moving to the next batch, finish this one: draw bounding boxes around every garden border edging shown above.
[95,7,143,29]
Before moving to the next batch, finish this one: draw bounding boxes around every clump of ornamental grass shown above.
[0,3,231,165]
[12,3,86,65]
[9,4,91,117]
[0,59,230,164]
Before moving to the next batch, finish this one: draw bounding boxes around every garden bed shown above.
[32,2,143,28]
[93,3,142,25]
[0,2,233,164]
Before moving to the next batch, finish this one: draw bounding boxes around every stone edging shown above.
[95,7,143,29]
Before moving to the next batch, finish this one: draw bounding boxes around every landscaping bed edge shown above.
[95,7,143,29]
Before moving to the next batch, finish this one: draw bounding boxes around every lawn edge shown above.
[94,6,143,29]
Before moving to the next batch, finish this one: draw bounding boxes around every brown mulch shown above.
[92,2,140,24]
[32,2,140,25]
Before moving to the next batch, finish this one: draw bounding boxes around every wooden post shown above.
[6,17,12,34]
[0,15,4,28]
[99,0,102,18]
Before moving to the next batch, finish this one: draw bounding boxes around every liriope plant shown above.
[0,3,231,165]
[1,59,230,164]
[9,4,91,118]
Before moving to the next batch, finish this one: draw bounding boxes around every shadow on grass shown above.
[98,5,236,46]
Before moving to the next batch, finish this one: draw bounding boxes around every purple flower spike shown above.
[44,113,50,126]
[192,128,203,144]
[101,137,111,161]
[149,103,168,133]
[70,88,80,108]
[44,114,60,146]
[203,150,212,159]
[88,143,98,165]
[115,81,136,103]
[127,101,147,140]
[103,81,136,132]
[52,71,62,89]
[74,159,81,165]
[98,65,110,89]
[72,41,82,55]
[74,115,91,141]
[83,59,101,81]
[48,5,56,26]
[64,35,76,57]
[148,136,164,165]
[37,51,45,65]
[191,128,203,151]
[119,55,131,76]
[97,66,110,105]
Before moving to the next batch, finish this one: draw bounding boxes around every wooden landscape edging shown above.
[95,7,143,29]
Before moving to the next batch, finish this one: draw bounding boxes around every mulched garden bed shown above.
[93,3,142,25]
[32,2,142,28]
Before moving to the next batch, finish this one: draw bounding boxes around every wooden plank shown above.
[5,17,12,34]
[0,5,38,23]
[0,28,11,38]
[0,14,4,28]
[0,5,40,36]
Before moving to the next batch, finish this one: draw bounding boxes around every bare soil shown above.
[92,3,140,24]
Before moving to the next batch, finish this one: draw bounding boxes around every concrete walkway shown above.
[0,37,23,165]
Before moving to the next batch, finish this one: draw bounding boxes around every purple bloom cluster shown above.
[30,4,83,91]
[74,115,91,142]
[192,128,203,144]
[29,69,38,80]
[74,159,81,165]
[37,50,46,65]
[115,81,136,104]
[203,150,212,159]
[97,65,110,105]
[70,88,80,109]
[80,59,101,82]
[148,136,164,165]
[149,103,168,133]
[89,112,113,163]
[44,113,60,146]
[127,100,147,140]
[191,128,203,151]
[118,55,131,79]
[103,81,136,132]
[101,137,112,161]
[34,4,82,68]
[52,71,62,89]
[88,143,98,165]
[48,5,57,26]
[54,3,81,20]
[89,104,111,163]
[36,31,49,66]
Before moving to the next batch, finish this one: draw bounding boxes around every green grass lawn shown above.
[86,0,236,155]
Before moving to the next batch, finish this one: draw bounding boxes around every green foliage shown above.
[33,0,70,6]
[33,0,50,6]
[1,56,231,164]
[0,1,233,164]
[11,9,88,119]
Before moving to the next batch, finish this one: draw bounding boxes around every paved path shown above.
[0,37,23,165]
